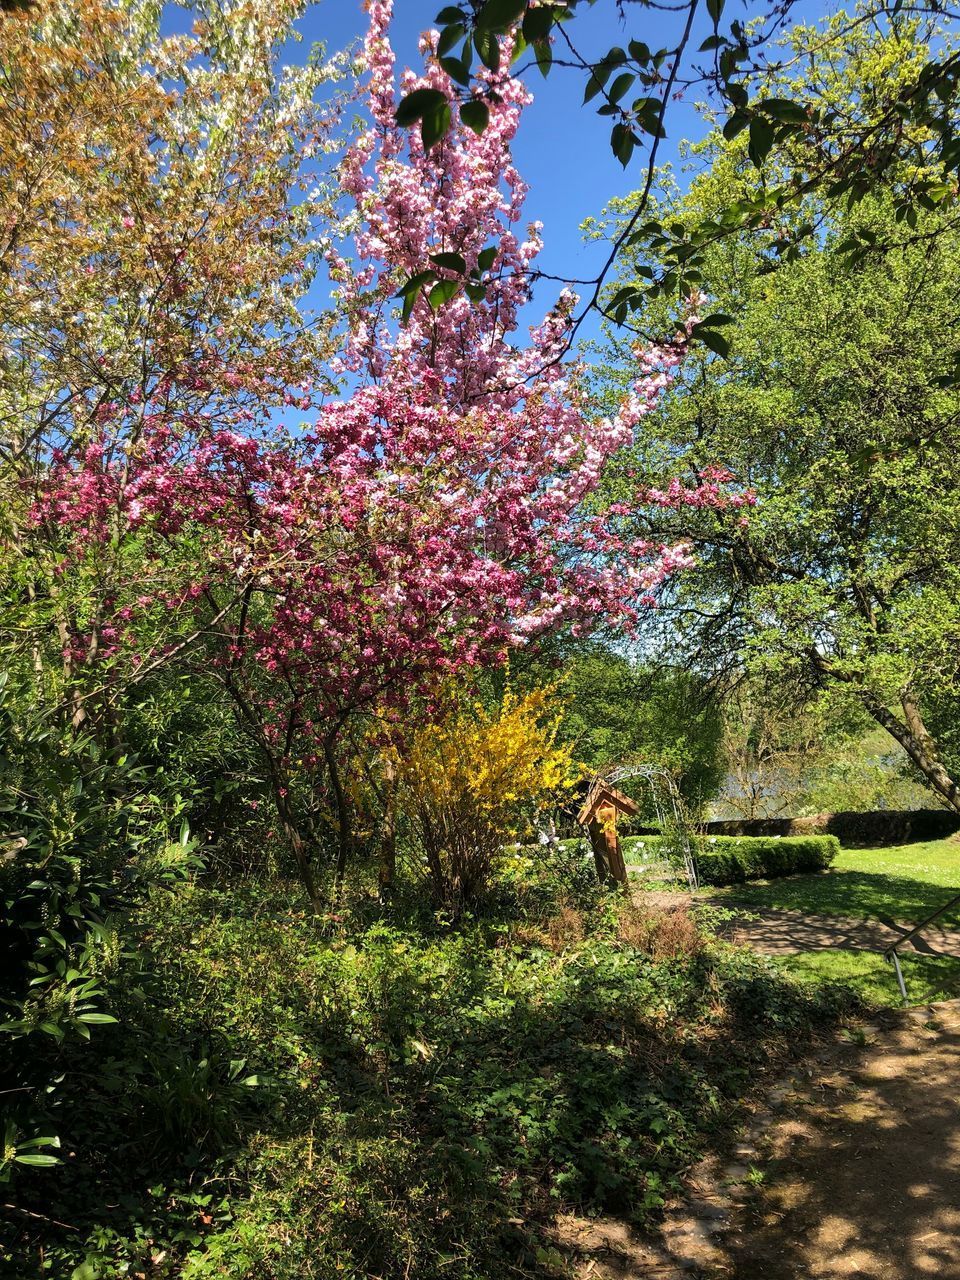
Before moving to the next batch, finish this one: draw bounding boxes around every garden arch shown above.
[578,764,700,891]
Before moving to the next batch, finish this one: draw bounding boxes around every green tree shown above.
[593,47,960,811]
[527,644,724,811]
[399,3,960,347]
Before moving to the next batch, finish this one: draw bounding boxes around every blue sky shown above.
[295,1,717,343]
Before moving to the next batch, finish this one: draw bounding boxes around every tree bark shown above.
[861,690,960,815]
[324,737,353,900]
[379,756,396,898]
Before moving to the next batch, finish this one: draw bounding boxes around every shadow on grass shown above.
[712,868,960,930]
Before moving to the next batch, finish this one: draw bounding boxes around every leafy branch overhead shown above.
[396,0,960,346]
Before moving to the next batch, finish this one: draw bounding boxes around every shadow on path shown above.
[561,1001,960,1279]
[715,904,960,959]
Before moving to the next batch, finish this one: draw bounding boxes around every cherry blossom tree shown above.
[24,0,749,903]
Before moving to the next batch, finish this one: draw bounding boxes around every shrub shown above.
[694,835,839,885]
[389,686,581,911]
[621,833,838,884]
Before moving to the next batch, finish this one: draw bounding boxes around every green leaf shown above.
[474,28,501,71]
[421,101,452,150]
[437,22,465,58]
[534,38,553,77]
[460,99,489,135]
[476,0,526,31]
[748,117,775,168]
[610,123,635,167]
[435,5,465,21]
[429,251,467,273]
[428,279,460,309]
[756,96,808,124]
[464,282,488,302]
[76,1012,118,1024]
[693,325,730,357]
[477,246,497,272]
[628,39,651,63]
[706,0,724,22]
[395,87,447,129]
[522,6,554,42]
[698,312,734,327]
[439,54,472,87]
[15,1153,60,1167]
[723,111,749,141]
[608,72,635,104]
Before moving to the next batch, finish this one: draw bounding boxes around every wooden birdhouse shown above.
[577,779,639,887]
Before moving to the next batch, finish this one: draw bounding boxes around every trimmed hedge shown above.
[534,832,839,886]
[694,834,839,885]
[703,809,959,847]
[621,833,839,885]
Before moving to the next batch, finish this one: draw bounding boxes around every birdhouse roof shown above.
[577,780,640,826]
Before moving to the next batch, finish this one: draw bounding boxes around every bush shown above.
[694,835,839,885]
[390,686,580,912]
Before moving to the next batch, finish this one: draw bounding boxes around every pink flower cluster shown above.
[36,0,749,757]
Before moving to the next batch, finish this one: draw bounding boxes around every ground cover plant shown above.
[1,858,858,1279]
[5,0,960,1274]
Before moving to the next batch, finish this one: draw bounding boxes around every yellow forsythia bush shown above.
[387,685,581,910]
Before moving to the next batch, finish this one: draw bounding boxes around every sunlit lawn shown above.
[699,837,960,1006]
[776,949,960,1005]
[703,838,960,927]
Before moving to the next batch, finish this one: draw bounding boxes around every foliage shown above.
[549,646,724,813]
[714,681,936,820]
[389,686,580,910]
[2,866,857,1278]
[0,671,200,1185]
[593,32,960,813]
[619,832,839,883]
[9,0,748,906]
[693,835,840,885]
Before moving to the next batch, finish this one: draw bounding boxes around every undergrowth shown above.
[1,858,858,1280]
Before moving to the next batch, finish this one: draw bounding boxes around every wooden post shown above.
[600,804,627,885]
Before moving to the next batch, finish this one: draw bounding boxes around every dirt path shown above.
[558,1000,960,1279]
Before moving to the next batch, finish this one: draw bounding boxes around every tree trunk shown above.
[269,768,323,909]
[324,737,353,900]
[379,756,396,898]
[861,690,960,815]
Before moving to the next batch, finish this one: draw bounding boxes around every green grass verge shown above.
[777,950,960,1006]
[702,837,960,1007]
[703,837,960,926]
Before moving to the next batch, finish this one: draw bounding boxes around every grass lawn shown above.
[700,837,960,1006]
[703,838,960,926]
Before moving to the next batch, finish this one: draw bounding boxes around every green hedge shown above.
[532,833,839,886]
[621,833,839,885]
[695,834,839,884]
